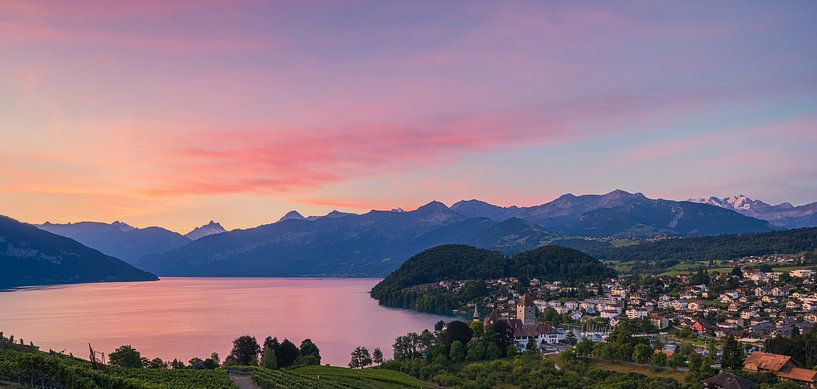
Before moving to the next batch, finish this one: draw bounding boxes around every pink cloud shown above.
[614,132,725,167]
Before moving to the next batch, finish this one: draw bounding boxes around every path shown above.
[228,370,261,389]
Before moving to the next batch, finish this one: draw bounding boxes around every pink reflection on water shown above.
[0,278,452,366]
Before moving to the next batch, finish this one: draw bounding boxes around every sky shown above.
[1,1,816,233]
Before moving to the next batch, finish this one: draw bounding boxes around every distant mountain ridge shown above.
[134,191,774,277]
[451,190,772,237]
[136,202,558,277]
[38,221,191,264]
[32,190,790,277]
[1,215,157,288]
[689,195,817,228]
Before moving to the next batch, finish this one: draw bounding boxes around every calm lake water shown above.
[0,278,452,366]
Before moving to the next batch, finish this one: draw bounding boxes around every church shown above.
[480,293,565,350]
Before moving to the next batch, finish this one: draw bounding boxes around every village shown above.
[451,254,817,388]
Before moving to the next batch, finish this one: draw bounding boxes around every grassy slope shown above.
[294,365,430,389]
[589,360,687,383]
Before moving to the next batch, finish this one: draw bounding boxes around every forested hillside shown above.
[370,244,616,312]
[0,215,158,288]
[558,227,817,262]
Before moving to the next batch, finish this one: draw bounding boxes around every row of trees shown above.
[380,318,518,379]
[105,335,322,370]
[229,335,321,369]
[107,345,222,369]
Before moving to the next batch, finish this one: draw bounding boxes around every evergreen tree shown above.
[525,337,536,352]
[372,348,383,365]
[721,335,745,370]
[276,339,299,368]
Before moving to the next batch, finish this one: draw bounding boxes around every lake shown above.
[0,277,453,366]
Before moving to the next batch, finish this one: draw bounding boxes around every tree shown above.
[276,339,299,368]
[575,338,594,359]
[730,267,743,278]
[393,332,425,360]
[469,321,484,339]
[261,345,277,369]
[229,336,261,366]
[203,357,218,369]
[372,348,383,365]
[651,352,667,367]
[434,320,446,332]
[486,321,515,352]
[721,335,745,370]
[298,339,321,366]
[349,346,372,369]
[687,352,702,372]
[188,357,205,369]
[170,359,185,369]
[442,321,473,346]
[486,342,501,360]
[699,356,716,377]
[109,345,143,368]
[465,339,485,361]
[449,341,465,363]
[147,357,166,369]
[525,337,537,352]
[706,340,717,359]
[670,351,685,370]
[632,343,652,364]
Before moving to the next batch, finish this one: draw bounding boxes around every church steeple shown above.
[472,303,480,321]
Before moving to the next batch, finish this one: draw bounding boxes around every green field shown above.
[230,365,430,389]
[589,360,687,383]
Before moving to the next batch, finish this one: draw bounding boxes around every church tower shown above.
[517,293,537,325]
[472,303,480,321]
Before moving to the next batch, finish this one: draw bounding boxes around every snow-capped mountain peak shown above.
[185,221,226,240]
[689,195,768,211]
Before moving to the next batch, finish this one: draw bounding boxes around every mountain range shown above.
[25,190,813,278]
[135,202,558,277]
[1,215,157,288]
[132,190,774,277]
[451,190,772,236]
[38,221,192,265]
[689,195,817,228]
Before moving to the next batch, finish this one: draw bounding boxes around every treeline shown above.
[225,335,321,370]
[0,348,235,388]
[558,227,817,262]
[380,318,679,388]
[371,244,616,312]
